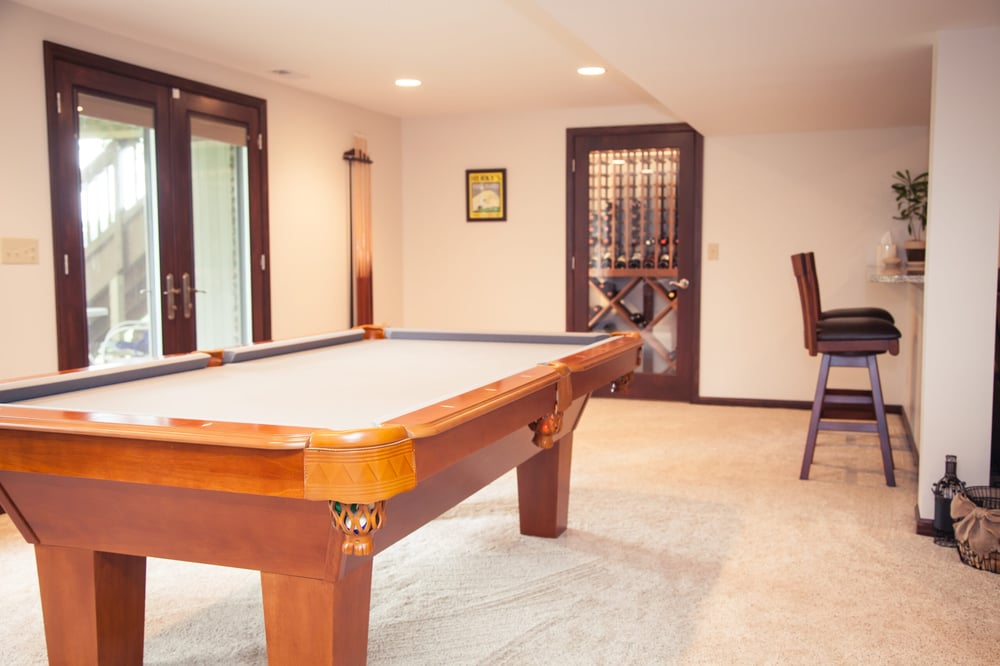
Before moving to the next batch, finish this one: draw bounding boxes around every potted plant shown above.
[892,169,928,268]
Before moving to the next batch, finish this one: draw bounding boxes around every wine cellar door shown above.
[566,124,703,401]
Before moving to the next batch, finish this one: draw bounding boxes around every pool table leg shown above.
[261,559,374,665]
[516,433,572,538]
[34,545,147,665]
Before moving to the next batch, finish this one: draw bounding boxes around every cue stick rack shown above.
[344,135,374,326]
[586,148,682,376]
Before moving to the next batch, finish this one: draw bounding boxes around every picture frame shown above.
[466,168,507,221]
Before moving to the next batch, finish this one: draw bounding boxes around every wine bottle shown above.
[630,198,641,224]
[931,455,966,546]
[629,310,647,328]
[628,252,642,268]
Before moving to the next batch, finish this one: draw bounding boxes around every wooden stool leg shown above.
[801,354,832,480]
[867,355,896,487]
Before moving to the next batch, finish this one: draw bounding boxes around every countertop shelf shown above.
[868,266,925,284]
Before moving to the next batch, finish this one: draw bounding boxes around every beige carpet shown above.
[1,400,998,664]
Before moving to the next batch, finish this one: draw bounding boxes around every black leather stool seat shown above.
[820,307,895,324]
[817,316,901,342]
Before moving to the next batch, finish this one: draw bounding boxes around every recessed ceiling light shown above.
[577,66,606,76]
[395,78,422,88]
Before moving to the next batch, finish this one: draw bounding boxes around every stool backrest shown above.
[803,251,824,314]
[791,252,820,356]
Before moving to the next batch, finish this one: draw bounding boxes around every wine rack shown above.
[587,148,682,375]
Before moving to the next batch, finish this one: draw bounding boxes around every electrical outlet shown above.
[1,237,40,264]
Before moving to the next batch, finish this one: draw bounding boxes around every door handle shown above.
[667,278,690,290]
[162,273,180,320]
[181,272,206,320]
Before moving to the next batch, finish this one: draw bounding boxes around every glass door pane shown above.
[587,147,681,376]
[189,116,251,349]
[77,93,160,365]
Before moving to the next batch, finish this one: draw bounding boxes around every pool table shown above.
[0,326,640,665]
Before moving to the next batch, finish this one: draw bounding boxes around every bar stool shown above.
[791,252,901,486]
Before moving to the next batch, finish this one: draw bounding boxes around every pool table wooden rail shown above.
[0,330,640,505]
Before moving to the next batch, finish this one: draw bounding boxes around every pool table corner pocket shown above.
[304,426,417,555]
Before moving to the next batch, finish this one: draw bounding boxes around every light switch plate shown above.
[1,237,40,264]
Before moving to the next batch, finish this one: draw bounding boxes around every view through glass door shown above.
[45,42,270,370]
[77,93,161,364]
[188,116,252,350]
[566,124,703,401]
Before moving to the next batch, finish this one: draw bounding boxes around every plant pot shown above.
[905,240,925,273]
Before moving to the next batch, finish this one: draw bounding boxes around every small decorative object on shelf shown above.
[931,454,966,546]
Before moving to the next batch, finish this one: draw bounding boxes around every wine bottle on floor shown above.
[932,455,966,546]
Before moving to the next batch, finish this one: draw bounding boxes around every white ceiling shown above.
[14,0,1000,135]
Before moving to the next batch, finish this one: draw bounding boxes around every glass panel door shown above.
[567,124,702,401]
[45,43,271,371]
[189,116,252,349]
[76,93,160,365]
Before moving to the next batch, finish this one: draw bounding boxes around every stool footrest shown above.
[821,388,877,421]
[817,421,878,434]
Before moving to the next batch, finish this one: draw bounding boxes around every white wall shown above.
[402,109,929,408]
[400,106,677,332]
[918,26,1000,516]
[701,128,929,405]
[0,0,403,379]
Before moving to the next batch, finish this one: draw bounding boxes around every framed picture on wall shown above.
[466,168,507,221]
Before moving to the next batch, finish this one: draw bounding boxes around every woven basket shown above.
[954,486,1000,574]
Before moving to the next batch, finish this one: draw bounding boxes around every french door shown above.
[44,43,270,370]
[566,124,703,400]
